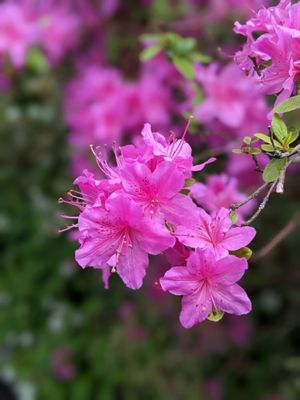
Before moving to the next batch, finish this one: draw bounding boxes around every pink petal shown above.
[212,284,252,316]
[160,193,199,225]
[160,267,199,296]
[116,243,148,290]
[192,157,216,172]
[222,226,256,251]
[212,255,248,285]
[179,291,211,328]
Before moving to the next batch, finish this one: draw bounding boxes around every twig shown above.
[251,154,263,173]
[230,182,269,211]
[243,180,278,226]
[253,212,300,260]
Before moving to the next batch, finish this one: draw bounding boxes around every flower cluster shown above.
[0,1,82,68]
[64,56,191,175]
[234,0,300,104]
[194,62,270,142]
[60,123,256,328]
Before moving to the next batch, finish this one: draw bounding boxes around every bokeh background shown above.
[1,1,300,399]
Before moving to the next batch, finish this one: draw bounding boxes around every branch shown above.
[230,182,269,211]
[243,180,278,226]
[253,212,300,260]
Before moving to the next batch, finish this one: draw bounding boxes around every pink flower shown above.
[119,160,198,225]
[37,4,81,64]
[175,208,256,259]
[141,123,215,177]
[194,62,269,130]
[191,174,255,219]
[160,248,252,328]
[0,2,37,67]
[51,347,76,381]
[75,194,175,289]
[234,0,300,101]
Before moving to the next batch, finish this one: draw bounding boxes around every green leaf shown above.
[180,189,190,195]
[140,44,162,61]
[273,95,300,114]
[272,113,288,143]
[243,136,252,145]
[248,148,261,155]
[232,149,244,154]
[26,47,49,73]
[172,55,195,79]
[261,144,276,152]
[207,309,224,322]
[192,52,211,64]
[174,37,196,55]
[263,158,287,183]
[184,178,196,188]
[229,211,238,225]
[254,133,272,144]
[230,247,253,260]
[284,130,299,145]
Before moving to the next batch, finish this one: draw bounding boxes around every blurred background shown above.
[1,0,300,399]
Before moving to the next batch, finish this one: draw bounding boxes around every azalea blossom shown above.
[194,62,269,134]
[75,194,175,289]
[234,0,300,102]
[191,174,255,219]
[175,208,256,259]
[119,160,198,224]
[0,2,37,67]
[160,248,252,328]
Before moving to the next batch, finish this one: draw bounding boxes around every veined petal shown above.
[222,226,256,251]
[212,255,248,285]
[212,284,252,316]
[116,243,148,290]
[179,290,211,328]
[160,267,199,296]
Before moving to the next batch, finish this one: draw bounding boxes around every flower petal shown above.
[213,284,252,316]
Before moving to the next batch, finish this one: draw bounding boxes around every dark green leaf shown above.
[263,158,287,183]
[140,44,162,61]
[230,247,253,260]
[273,95,300,113]
[172,55,195,79]
[272,114,288,143]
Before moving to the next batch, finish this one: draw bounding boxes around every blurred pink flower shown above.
[191,174,255,219]
[194,62,269,135]
[0,2,37,67]
[51,347,76,382]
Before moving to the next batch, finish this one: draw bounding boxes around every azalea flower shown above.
[175,208,256,259]
[194,62,269,132]
[75,194,175,289]
[160,248,252,328]
[190,174,255,219]
[234,0,300,102]
[119,160,198,225]
[0,2,37,67]
[141,123,215,177]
